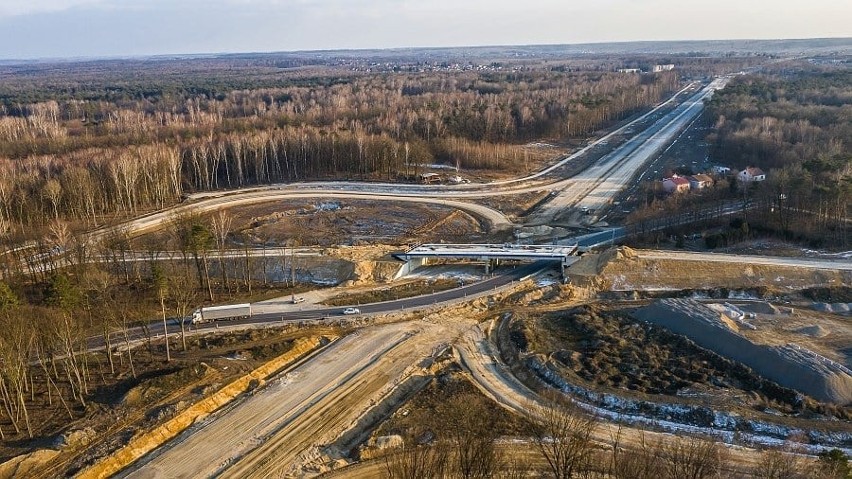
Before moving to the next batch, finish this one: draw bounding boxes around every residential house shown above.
[737,166,766,183]
[712,165,731,175]
[662,176,691,194]
[688,174,713,189]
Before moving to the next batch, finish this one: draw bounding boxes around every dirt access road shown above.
[637,250,852,271]
[453,324,791,473]
[122,317,477,478]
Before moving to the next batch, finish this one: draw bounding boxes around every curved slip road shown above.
[86,191,512,248]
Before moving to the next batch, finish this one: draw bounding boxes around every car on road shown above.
[291,297,306,304]
[342,307,361,315]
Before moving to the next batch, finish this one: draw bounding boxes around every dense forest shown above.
[705,70,851,246]
[0,59,681,234]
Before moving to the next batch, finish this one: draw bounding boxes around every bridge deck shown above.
[396,243,578,262]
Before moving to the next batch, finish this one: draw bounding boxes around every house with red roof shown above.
[662,175,691,194]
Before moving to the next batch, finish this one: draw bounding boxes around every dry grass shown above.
[321,279,462,307]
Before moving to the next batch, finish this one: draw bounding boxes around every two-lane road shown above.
[90,261,551,352]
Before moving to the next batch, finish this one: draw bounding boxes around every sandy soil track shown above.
[124,317,474,478]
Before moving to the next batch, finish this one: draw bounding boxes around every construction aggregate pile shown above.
[633,299,852,405]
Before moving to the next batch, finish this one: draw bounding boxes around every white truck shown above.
[191,303,252,324]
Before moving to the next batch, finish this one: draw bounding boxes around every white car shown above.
[342,307,361,315]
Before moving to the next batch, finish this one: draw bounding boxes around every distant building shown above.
[737,166,766,183]
[688,174,713,189]
[712,165,731,175]
[652,64,675,72]
[662,176,691,194]
[617,68,641,73]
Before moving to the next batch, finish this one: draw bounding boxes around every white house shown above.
[688,174,713,189]
[737,166,766,183]
[712,165,731,175]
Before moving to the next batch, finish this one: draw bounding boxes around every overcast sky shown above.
[1,0,849,59]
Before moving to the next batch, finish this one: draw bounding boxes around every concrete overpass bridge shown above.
[394,243,579,280]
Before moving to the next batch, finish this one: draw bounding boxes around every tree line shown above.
[0,68,681,236]
[628,70,851,248]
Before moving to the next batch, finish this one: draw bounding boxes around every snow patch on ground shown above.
[527,357,852,454]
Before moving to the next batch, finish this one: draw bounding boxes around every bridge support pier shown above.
[393,257,427,280]
[484,258,500,275]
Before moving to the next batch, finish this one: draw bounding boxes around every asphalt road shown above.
[90,261,551,351]
[532,78,727,225]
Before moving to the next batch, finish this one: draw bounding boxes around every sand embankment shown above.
[76,335,329,479]
[633,299,852,405]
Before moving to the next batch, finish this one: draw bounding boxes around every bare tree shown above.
[660,436,727,479]
[608,426,665,479]
[0,308,34,437]
[753,447,807,479]
[170,273,198,352]
[151,263,170,362]
[209,210,233,293]
[441,393,498,479]
[527,392,598,479]
[384,438,449,479]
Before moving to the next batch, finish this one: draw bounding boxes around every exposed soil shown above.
[0,325,341,478]
[600,253,849,293]
[633,299,852,406]
[479,191,551,219]
[321,279,462,307]
[515,305,850,421]
[230,200,486,247]
[132,199,488,250]
[371,370,530,443]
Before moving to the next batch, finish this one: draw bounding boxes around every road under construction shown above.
[56,75,852,478]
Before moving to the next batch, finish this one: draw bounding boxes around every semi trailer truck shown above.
[191,303,252,324]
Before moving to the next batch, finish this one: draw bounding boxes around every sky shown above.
[0,0,850,59]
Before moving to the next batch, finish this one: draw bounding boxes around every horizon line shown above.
[1,36,850,64]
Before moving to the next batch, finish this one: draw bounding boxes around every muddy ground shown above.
[133,199,489,249]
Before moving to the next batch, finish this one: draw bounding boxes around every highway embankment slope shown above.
[77,336,329,479]
[633,299,852,404]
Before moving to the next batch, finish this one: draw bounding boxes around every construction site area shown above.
[1,66,849,478]
[3,239,850,478]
